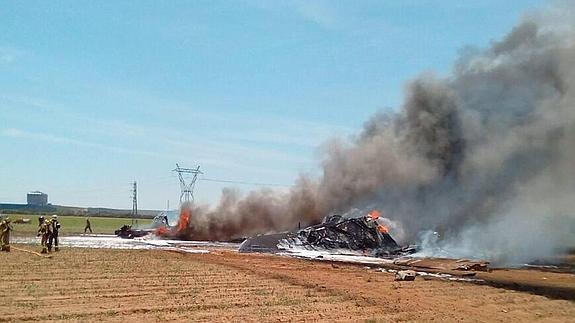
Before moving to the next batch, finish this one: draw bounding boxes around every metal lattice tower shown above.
[131,181,138,225]
[173,163,202,204]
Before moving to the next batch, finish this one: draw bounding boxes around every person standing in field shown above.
[84,217,92,234]
[48,215,61,252]
[0,217,14,252]
[37,216,45,237]
[39,218,51,253]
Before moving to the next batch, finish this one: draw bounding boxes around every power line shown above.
[2,173,291,205]
[199,177,292,188]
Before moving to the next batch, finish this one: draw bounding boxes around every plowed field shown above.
[1,247,574,322]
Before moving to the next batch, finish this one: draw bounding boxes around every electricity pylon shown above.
[131,181,138,225]
[173,163,202,204]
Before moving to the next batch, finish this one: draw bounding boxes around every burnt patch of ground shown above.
[476,269,575,301]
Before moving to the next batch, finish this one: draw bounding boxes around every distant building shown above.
[27,191,48,206]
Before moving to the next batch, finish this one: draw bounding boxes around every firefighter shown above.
[84,217,92,234]
[48,215,61,252]
[39,218,51,253]
[0,217,14,252]
[37,216,45,237]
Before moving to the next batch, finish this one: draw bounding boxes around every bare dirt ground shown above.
[1,246,574,322]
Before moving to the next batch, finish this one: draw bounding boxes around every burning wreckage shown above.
[115,213,170,239]
[116,208,490,272]
[119,206,414,258]
[239,212,491,273]
[240,211,416,257]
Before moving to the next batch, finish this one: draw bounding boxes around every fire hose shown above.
[10,246,52,258]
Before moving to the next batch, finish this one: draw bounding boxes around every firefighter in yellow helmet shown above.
[0,217,14,252]
[39,218,52,254]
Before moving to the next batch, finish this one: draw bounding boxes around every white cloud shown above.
[0,93,353,187]
[83,109,353,164]
[0,53,14,64]
[0,46,27,64]
[291,0,338,29]
[0,95,60,112]
[244,0,339,29]
[1,127,162,158]
[1,128,23,137]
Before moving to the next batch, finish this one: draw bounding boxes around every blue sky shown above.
[0,0,546,209]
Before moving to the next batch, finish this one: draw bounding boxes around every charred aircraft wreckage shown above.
[115,213,170,239]
[240,211,417,257]
[116,207,416,258]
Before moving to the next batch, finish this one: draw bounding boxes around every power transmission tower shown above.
[131,181,138,225]
[173,163,202,204]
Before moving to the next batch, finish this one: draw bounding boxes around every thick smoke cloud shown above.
[181,5,575,264]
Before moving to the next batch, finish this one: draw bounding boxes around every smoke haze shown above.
[181,4,575,264]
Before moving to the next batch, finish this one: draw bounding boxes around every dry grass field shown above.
[1,246,574,322]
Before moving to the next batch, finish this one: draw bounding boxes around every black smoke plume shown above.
[180,4,575,264]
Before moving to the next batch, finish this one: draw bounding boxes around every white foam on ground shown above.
[11,235,213,253]
[278,247,398,265]
[163,247,210,254]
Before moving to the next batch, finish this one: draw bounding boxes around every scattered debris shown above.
[395,270,416,281]
[378,268,482,283]
[115,225,150,239]
[394,258,489,272]
[239,232,289,253]
[454,259,490,272]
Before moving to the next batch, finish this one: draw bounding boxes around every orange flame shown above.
[377,225,389,234]
[368,210,381,220]
[177,208,191,233]
[155,226,169,236]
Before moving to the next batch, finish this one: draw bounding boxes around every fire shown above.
[177,208,191,233]
[155,226,169,235]
[369,210,381,220]
[155,207,193,239]
[377,225,389,234]
[369,210,389,234]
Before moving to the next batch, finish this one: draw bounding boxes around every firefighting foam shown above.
[169,3,575,265]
